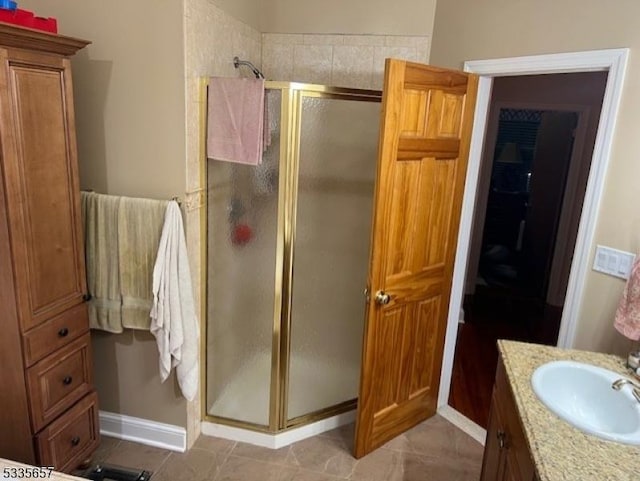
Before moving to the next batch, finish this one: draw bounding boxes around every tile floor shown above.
[92,415,483,481]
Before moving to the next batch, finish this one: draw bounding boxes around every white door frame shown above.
[438,49,629,411]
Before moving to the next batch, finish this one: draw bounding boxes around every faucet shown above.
[612,378,640,403]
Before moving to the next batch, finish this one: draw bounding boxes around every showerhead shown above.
[233,56,265,79]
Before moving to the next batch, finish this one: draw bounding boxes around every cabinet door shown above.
[482,358,537,481]
[481,390,510,480]
[482,393,525,481]
[0,48,86,331]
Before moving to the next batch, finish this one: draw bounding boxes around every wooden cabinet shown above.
[481,357,538,481]
[0,24,96,472]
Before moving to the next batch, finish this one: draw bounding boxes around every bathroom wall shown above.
[20,0,188,427]
[261,0,437,36]
[430,0,640,356]
[262,34,430,89]
[211,0,263,31]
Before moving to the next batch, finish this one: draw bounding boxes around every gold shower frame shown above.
[199,80,382,433]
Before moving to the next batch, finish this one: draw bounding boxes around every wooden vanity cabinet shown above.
[481,357,538,481]
[0,24,96,472]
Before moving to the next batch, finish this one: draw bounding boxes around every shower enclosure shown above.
[206,82,382,432]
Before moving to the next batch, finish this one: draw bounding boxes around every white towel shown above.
[150,201,199,400]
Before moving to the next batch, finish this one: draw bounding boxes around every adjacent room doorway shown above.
[435,49,628,442]
[448,72,608,427]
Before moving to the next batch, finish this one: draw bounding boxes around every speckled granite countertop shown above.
[499,340,640,481]
[0,458,84,480]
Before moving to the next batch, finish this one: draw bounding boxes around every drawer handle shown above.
[71,436,80,447]
[63,376,73,385]
[82,293,92,302]
[58,327,69,337]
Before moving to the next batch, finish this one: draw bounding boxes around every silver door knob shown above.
[375,290,391,305]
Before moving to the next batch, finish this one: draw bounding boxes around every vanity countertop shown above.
[499,340,640,481]
[0,458,84,481]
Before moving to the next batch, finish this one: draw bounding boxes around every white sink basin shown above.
[531,360,640,445]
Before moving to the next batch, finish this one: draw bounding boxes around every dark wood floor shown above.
[448,287,562,428]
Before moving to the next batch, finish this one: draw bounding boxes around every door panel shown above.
[0,51,86,330]
[520,112,577,298]
[355,59,478,457]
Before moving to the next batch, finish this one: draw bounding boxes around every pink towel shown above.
[614,256,640,340]
[207,77,265,166]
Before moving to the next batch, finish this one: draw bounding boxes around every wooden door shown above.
[0,48,86,331]
[520,112,576,298]
[354,59,478,457]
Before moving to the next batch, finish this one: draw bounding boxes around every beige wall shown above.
[21,0,186,200]
[211,0,263,31]
[261,0,436,35]
[21,0,187,426]
[431,0,640,355]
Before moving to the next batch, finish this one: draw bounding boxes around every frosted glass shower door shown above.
[287,95,381,421]
[206,90,281,427]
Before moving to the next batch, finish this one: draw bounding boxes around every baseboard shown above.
[201,410,355,449]
[99,411,186,453]
[438,405,487,446]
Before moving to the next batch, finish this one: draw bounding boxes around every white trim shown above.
[438,405,487,446]
[438,49,629,410]
[463,49,628,76]
[99,411,186,452]
[201,410,355,449]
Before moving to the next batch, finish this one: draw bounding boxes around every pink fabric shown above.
[207,77,265,165]
[615,256,640,340]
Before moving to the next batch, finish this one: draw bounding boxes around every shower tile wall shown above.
[262,33,430,89]
[183,0,263,444]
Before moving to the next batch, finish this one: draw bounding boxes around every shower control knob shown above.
[375,290,391,306]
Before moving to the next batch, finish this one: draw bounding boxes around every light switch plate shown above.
[593,245,636,280]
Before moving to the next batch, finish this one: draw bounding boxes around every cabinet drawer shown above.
[36,391,99,472]
[27,333,93,432]
[22,304,89,366]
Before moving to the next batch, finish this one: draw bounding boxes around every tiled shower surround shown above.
[262,33,429,89]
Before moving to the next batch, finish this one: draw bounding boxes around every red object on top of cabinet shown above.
[0,8,57,33]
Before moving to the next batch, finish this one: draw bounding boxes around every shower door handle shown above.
[374,291,391,306]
